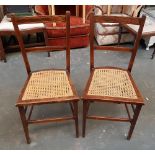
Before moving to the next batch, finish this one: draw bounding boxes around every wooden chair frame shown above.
[11,11,79,144]
[82,13,146,140]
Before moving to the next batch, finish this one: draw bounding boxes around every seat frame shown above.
[12,11,79,144]
[82,13,146,140]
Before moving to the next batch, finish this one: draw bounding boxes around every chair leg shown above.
[26,34,31,44]
[69,103,74,115]
[3,57,7,63]
[0,37,7,63]
[86,102,90,113]
[118,25,122,45]
[48,52,50,57]
[151,45,155,59]
[73,102,79,138]
[127,105,142,140]
[82,100,88,137]
[18,106,31,144]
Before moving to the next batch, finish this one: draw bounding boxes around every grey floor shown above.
[0,45,155,149]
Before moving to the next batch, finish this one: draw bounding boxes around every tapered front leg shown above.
[151,46,155,59]
[18,106,31,144]
[48,52,50,57]
[73,101,79,138]
[82,100,88,137]
[127,105,142,140]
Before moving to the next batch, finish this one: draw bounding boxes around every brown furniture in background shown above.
[34,5,93,49]
[12,11,79,144]
[82,13,146,139]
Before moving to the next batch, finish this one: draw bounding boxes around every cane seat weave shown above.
[87,68,138,99]
[22,70,73,101]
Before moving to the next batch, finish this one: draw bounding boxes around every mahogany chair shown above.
[82,13,146,140]
[11,11,79,144]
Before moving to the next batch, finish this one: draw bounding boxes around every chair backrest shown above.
[89,13,145,72]
[11,11,70,75]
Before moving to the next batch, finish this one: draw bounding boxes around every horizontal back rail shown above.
[11,15,66,24]
[25,46,65,53]
[94,15,142,25]
[94,46,133,53]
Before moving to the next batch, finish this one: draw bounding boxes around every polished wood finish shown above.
[28,117,74,124]
[124,104,132,121]
[94,15,142,25]
[127,105,142,140]
[87,116,130,122]
[82,13,146,140]
[18,106,31,144]
[12,11,79,144]
[12,15,66,24]
[25,46,65,53]
[94,45,133,53]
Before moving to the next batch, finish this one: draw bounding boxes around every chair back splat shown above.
[89,13,146,72]
[11,11,71,75]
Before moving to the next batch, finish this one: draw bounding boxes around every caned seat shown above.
[17,70,78,106]
[22,70,73,100]
[84,68,143,104]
